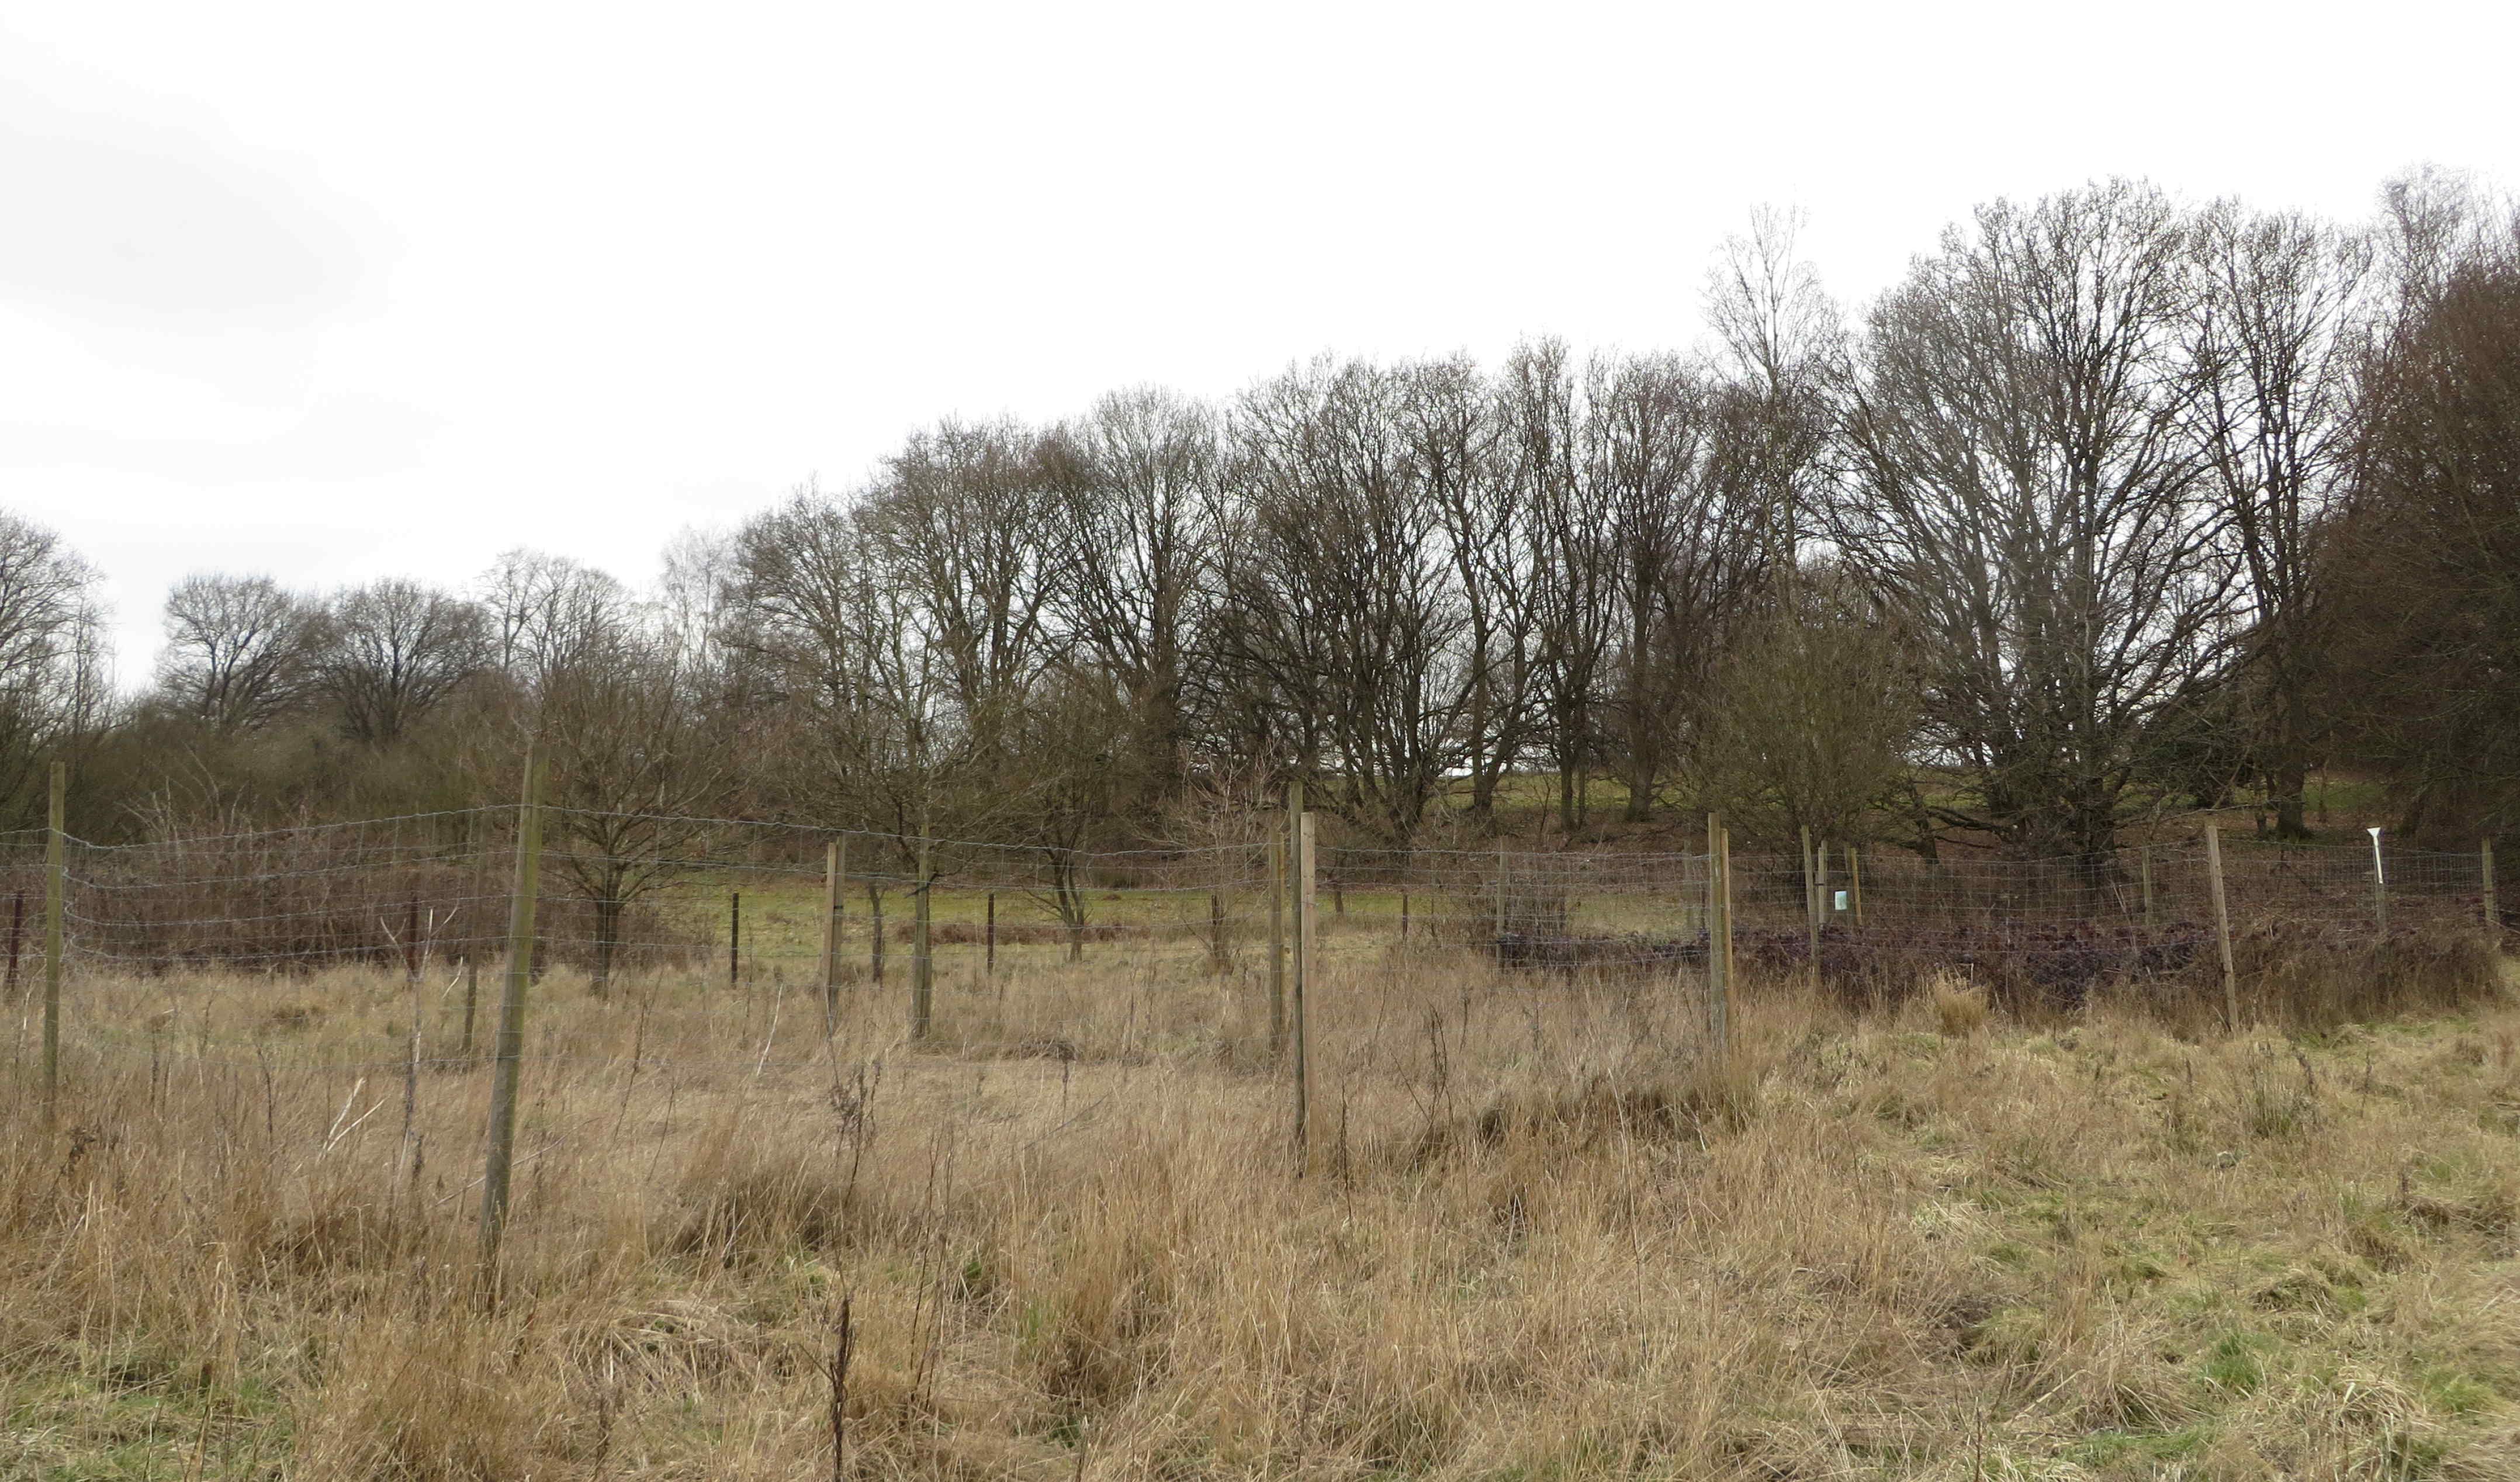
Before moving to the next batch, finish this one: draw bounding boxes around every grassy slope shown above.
[4,955,2518,1479]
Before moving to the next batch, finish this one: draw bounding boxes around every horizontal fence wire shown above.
[0,805,2501,1087]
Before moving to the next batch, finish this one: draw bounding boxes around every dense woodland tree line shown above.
[13,169,2520,874]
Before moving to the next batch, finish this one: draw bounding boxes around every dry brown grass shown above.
[4,947,2519,1478]
[1929,972,1991,1038]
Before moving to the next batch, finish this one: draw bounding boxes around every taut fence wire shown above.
[10,802,2501,1049]
[3,788,2502,1283]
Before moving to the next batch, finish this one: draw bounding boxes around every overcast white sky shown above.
[5,0,2516,683]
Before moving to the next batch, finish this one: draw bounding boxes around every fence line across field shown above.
[6,812,2507,1002]
[9,781,2508,1088]
[9,763,2509,1275]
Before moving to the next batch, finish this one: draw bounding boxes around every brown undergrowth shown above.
[3,950,2518,1478]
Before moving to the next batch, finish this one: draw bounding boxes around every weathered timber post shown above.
[2484,838,2498,939]
[1290,780,1313,1169]
[1813,836,1829,944]
[4,888,22,998]
[459,808,487,1053]
[911,835,933,1042]
[1719,824,1735,1010]
[1267,836,1286,1057]
[868,884,885,987]
[42,762,64,1117]
[2204,823,2238,1034]
[2368,827,2389,939]
[478,745,544,1275]
[1706,812,1729,1057]
[821,839,843,1036]
[1799,825,1820,984]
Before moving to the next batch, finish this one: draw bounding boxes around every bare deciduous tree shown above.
[2324,209,2520,837]
[1838,181,2236,864]
[1694,566,1921,849]
[1215,357,1480,843]
[479,548,632,688]
[656,525,742,670]
[317,579,492,746]
[82,168,2520,864]
[155,573,321,732]
[731,476,1034,866]
[534,618,738,994]
[858,418,1059,733]
[1706,204,1845,574]
[2188,201,2373,837]
[0,513,108,820]
[1586,351,1761,823]
[1407,354,1531,827]
[1510,340,1620,832]
[1040,387,1221,792]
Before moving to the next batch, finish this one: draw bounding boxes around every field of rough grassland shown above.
[3,954,2518,1479]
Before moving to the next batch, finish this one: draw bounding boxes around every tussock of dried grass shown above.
[2,951,2517,1478]
[1927,970,1991,1037]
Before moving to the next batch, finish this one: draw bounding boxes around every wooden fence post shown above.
[869,885,885,987]
[401,956,423,1187]
[42,761,64,1117]
[911,836,933,1043]
[728,891,741,988]
[1293,799,1316,1172]
[458,809,486,1054]
[2483,838,2498,938]
[478,745,544,1275]
[1267,837,1286,1057]
[2368,827,2389,939]
[1300,811,1320,1169]
[1706,812,1728,1057]
[1799,825,1820,983]
[4,888,21,998]
[821,839,842,1036]
[1399,890,1410,942]
[2138,844,2156,933]
[985,892,996,978]
[2204,823,2238,1034]
[1720,824,1735,974]
[1846,844,1864,927]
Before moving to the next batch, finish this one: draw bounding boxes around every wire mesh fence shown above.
[5,796,2504,1272]
[1316,831,2498,1003]
[5,805,2505,1086]
[2,795,2502,1315]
